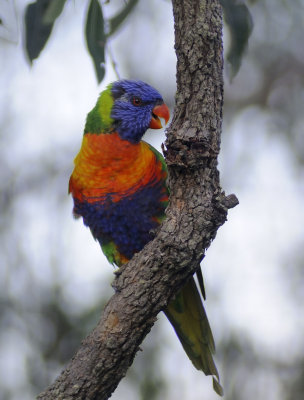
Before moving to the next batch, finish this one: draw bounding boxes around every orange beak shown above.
[149,103,170,129]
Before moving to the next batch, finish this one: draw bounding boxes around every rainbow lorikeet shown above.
[69,79,223,395]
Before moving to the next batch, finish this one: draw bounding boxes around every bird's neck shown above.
[77,132,143,168]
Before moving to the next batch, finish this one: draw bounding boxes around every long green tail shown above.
[164,277,223,396]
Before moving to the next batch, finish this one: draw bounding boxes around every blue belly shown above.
[73,181,167,260]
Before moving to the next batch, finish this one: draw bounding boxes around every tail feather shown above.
[196,267,206,300]
[164,277,223,396]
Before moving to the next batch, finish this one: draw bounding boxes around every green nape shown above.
[84,83,114,134]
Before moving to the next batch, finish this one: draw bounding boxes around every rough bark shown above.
[37,0,238,399]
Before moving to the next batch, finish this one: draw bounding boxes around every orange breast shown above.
[69,132,165,203]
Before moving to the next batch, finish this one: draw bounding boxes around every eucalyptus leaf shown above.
[220,0,253,79]
[25,0,54,63]
[108,0,139,37]
[42,0,67,25]
[85,0,106,83]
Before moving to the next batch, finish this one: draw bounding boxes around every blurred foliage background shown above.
[0,1,303,399]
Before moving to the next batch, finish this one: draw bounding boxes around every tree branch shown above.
[37,0,238,399]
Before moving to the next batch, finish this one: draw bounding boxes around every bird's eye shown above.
[132,96,142,106]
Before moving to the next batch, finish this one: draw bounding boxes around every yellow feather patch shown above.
[97,84,114,128]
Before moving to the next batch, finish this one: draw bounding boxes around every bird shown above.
[69,79,223,396]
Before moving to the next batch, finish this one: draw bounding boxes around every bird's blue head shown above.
[110,80,170,143]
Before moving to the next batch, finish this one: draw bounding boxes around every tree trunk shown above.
[37,0,238,399]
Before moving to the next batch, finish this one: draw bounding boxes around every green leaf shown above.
[24,0,65,63]
[25,0,54,63]
[107,0,139,37]
[85,0,106,84]
[42,0,67,25]
[220,0,253,79]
